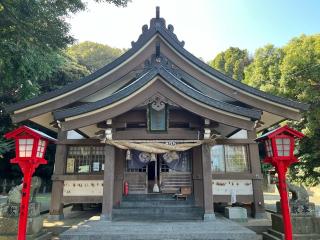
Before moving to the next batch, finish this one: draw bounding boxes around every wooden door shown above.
[124,161,148,194]
[159,150,193,193]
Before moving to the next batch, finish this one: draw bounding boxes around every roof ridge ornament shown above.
[131,7,185,48]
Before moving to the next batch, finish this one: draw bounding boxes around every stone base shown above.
[0,215,43,235]
[0,202,41,218]
[254,211,268,219]
[224,207,247,222]
[47,213,64,221]
[262,213,320,240]
[0,230,52,240]
[276,201,316,215]
[271,213,319,234]
[203,213,215,221]
[100,213,112,221]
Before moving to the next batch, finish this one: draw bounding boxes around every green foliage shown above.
[209,35,320,186]
[67,41,125,72]
[244,44,284,95]
[209,47,250,81]
[39,54,90,93]
[0,0,130,179]
[279,35,320,186]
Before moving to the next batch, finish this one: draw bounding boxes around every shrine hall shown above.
[6,7,308,221]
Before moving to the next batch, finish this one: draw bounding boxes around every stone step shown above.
[263,228,320,240]
[112,213,204,221]
[123,194,194,201]
[113,206,203,215]
[113,207,203,221]
[262,232,281,240]
[60,219,260,240]
[119,200,194,208]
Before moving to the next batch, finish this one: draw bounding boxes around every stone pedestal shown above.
[0,202,44,239]
[0,215,43,235]
[224,207,247,222]
[263,214,320,240]
[276,201,316,215]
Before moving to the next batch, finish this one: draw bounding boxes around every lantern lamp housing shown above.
[256,125,304,165]
[4,125,56,165]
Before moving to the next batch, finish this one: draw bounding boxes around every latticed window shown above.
[265,140,273,157]
[275,138,290,156]
[36,140,46,158]
[211,145,250,173]
[19,139,34,157]
[66,146,105,174]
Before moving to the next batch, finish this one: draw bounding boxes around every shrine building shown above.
[6,8,308,221]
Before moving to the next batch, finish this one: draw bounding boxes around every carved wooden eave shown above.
[53,69,260,131]
[6,7,309,133]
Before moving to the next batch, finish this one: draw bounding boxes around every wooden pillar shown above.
[201,144,215,221]
[101,144,115,221]
[192,146,204,207]
[113,148,124,206]
[49,130,67,220]
[248,130,266,218]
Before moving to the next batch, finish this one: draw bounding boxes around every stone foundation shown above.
[263,214,320,240]
[0,215,43,235]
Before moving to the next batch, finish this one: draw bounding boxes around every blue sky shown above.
[68,0,320,61]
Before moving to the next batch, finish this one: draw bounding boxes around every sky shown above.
[68,0,320,61]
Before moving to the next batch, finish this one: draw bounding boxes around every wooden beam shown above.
[113,128,201,140]
[215,139,255,145]
[58,139,103,145]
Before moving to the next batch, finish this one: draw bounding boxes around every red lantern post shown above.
[256,125,304,240]
[4,126,56,240]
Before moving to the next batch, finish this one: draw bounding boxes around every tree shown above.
[67,41,125,72]
[0,0,130,103]
[244,44,284,95]
[0,0,130,177]
[279,35,320,185]
[209,47,250,81]
[39,54,90,93]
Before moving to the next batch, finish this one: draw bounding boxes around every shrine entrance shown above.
[124,149,193,195]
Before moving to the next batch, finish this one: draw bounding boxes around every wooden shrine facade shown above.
[6,7,308,220]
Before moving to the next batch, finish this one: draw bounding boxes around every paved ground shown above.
[43,206,100,240]
[3,188,320,239]
[59,216,261,240]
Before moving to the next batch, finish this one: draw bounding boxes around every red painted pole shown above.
[277,162,292,240]
[17,161,34,240]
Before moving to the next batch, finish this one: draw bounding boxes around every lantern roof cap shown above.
[256,125,304,141]
[4,125,56,142]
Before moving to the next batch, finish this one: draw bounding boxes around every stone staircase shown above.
[112,194,204,221]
